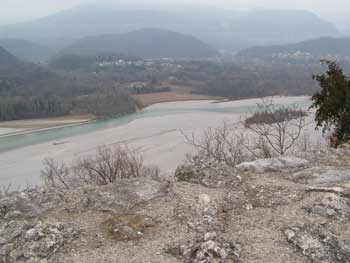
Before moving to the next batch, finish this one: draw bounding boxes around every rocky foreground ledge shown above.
[1,146,350,263]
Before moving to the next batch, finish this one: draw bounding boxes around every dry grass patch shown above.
[101,214,156,241]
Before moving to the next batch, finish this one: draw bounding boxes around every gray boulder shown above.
[292,166,350,185]
[236,157,309,173]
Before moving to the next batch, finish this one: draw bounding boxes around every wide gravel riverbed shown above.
[0,96,317,188]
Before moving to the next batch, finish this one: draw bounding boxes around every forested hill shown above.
[0,38,52,62]
[237,37,350,59]
[0,46,17,67]
[60,29,218,59]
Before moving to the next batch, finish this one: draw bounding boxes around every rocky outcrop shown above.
[291,166,350,185]
[285,225,350,263]
[236,156,309,173]
[167,232,241,263]
[304,192,350,218]
[26,177,170,213]
[0,177,171,263]
[1,222,79,263]
[175,163,242,188]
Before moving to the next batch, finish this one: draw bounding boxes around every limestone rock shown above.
[236,157,308,173]
[285,225,350,263]
[1,221,79,263]
[175,163,241,188]
[167,232,241,263]
[28,177,171,213]
[174,193,224,233]
[304,193,349,218]
[292,166,350,185]
[0,193,41,221]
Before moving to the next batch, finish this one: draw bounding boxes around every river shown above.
[0,96,312,188]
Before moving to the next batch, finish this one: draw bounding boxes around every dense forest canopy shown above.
[49,53,324,99]
[0,48,137,121]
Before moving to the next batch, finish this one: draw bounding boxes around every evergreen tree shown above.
[311,60,350,147]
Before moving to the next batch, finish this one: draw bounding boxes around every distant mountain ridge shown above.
[237,37,350,58]
[0,38,52,62]
[0,5,340,51]
[60,28,219,59]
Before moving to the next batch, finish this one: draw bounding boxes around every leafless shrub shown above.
[40,144,158,188]
[41,158,70,189]
[0,184,12,197]
[245,99,307,155]
[141,165,161,179]
[73,145,154,185]
[182,99,308,167]
[182,122,257,166]
[246,135,273,159]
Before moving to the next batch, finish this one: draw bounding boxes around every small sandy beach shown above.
[131,92,223,107]
[0,115,95,137]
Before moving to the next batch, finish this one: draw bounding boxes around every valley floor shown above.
[0,96,314,189]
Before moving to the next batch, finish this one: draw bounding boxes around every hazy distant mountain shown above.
[0,5,340,51]
[0,46,17,67]
[60,29,219,59]
[0,38,52,62]
[237,37,350,58]
[345,27,350,36]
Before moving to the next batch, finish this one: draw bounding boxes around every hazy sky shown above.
[1,0,349,29]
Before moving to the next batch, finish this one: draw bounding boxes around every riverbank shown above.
[0,115,95,137]
[0,92,222,137]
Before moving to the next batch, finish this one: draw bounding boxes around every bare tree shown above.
[245,99,307,155]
